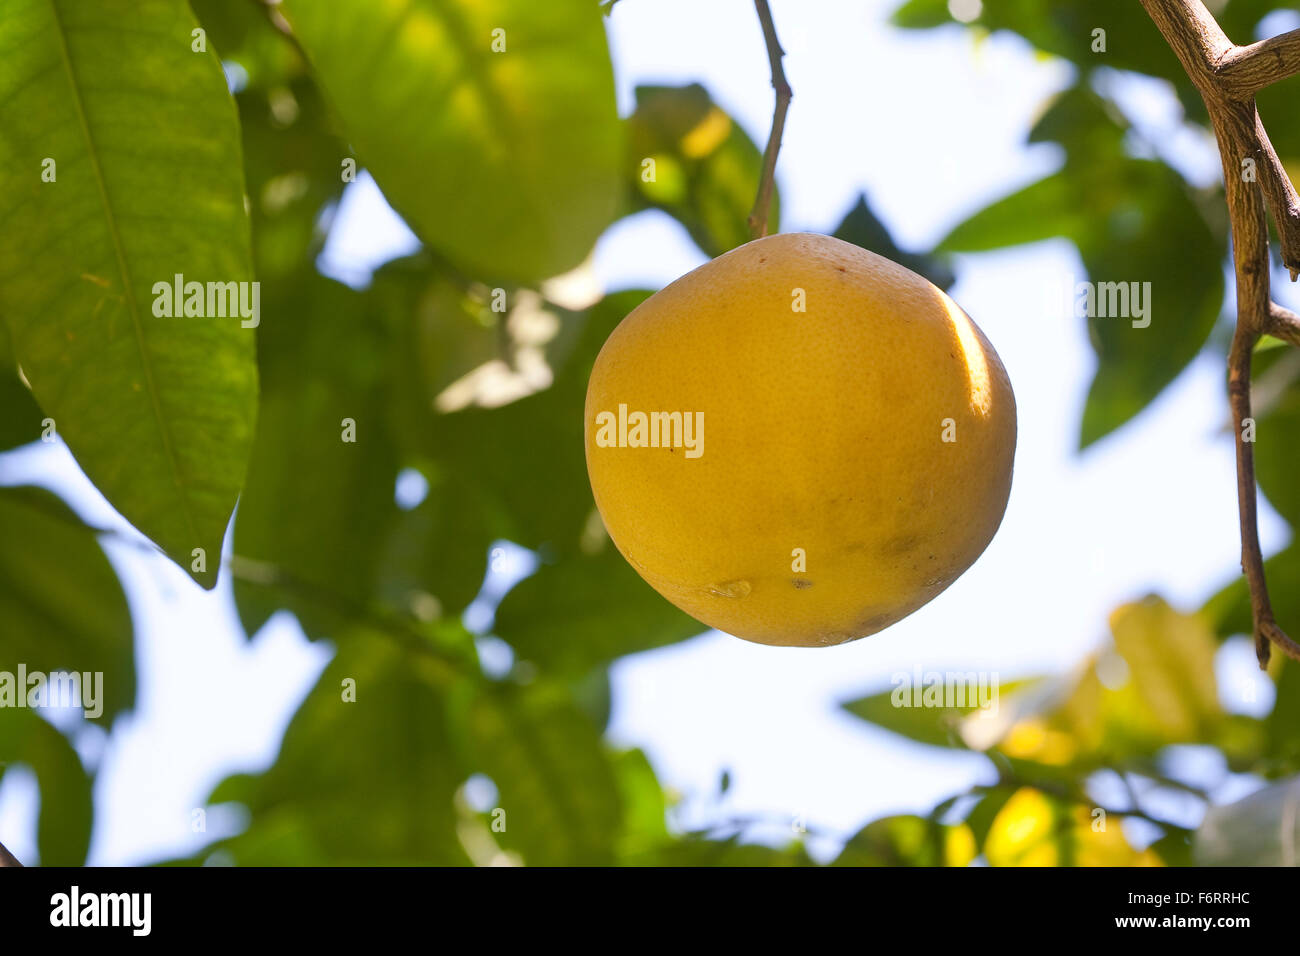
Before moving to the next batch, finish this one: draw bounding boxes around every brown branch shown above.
[1216,28,1300,97]
[0,840,22,867]
[1140,0,1300,668]
[746,0,791,241]
[1253,115,1300,279]
[1267,301,1300,347]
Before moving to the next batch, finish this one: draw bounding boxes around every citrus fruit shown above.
[584,232,1016,646]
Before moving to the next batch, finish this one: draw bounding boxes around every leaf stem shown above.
[746,0,791,241]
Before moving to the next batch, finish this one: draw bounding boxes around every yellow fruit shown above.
[584,233,1016,647]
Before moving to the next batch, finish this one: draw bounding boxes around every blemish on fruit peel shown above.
[708,579,751,599]
[940,294,992,417]
[592,404,704,458]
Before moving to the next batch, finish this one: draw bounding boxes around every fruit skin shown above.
[584,233,1016,647]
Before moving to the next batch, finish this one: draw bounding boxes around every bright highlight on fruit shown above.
[584,233,1016,647]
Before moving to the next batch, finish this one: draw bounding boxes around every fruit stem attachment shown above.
[747,0,791,241]
[1140,0,1300,668]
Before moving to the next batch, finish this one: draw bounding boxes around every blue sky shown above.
[2,0,1297,865]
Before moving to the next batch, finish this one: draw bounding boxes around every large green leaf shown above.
[0,486,135,724]
[205,636,469,865]
[232,270,401,639]
[494,545,703,675]
[453,680,622,865]
[0,709,94,866]
[279,0,622,282]
[0,0,257,587]
[625,83,776,258]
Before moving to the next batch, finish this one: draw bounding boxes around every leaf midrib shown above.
[46,0,200,551]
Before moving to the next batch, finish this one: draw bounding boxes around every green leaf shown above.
[612,748,669,858]
[940,86,1225,447]
[454,680,622,865]
[495,545,703,675]
[832,195,954,290]
[0,0,258,587]
[0,486,135,724]
[834,814,975,866]
[232,270,401,639]
[975,598,1230,772]
[1203,546,1300,644]
[1107,597,1222,742]
[0,329,43,452]
[626,83,776,257]
[842,677,1042,750]
[193,0,349,278]
[890,0,1199,102]
[1252,349,1300,527]
[207,636,469,865]
[1263,661,1300,775]
[279,0,622,282]
[427,290,652,554]
[0,710,93,866]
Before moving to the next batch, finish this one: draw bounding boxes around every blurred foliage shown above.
[940,85,1225,446]
[626,83,778,257]
[278,0,623,283]
[0,0,1298,868]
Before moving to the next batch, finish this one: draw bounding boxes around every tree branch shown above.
[747,0,791,241]
[1253,113,1300,279]
[1216,28,1300,97]
[1140,0,1300,668]
[0,840,22,867]
[1267,301,1300,347]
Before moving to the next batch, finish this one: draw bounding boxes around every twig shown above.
[1253,115,1300,279]
[1140,0,1300,668]
[1215,28,1300,97]
[0,840,21,867]
[1267,301,1300,347]
[746,0,791,241]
